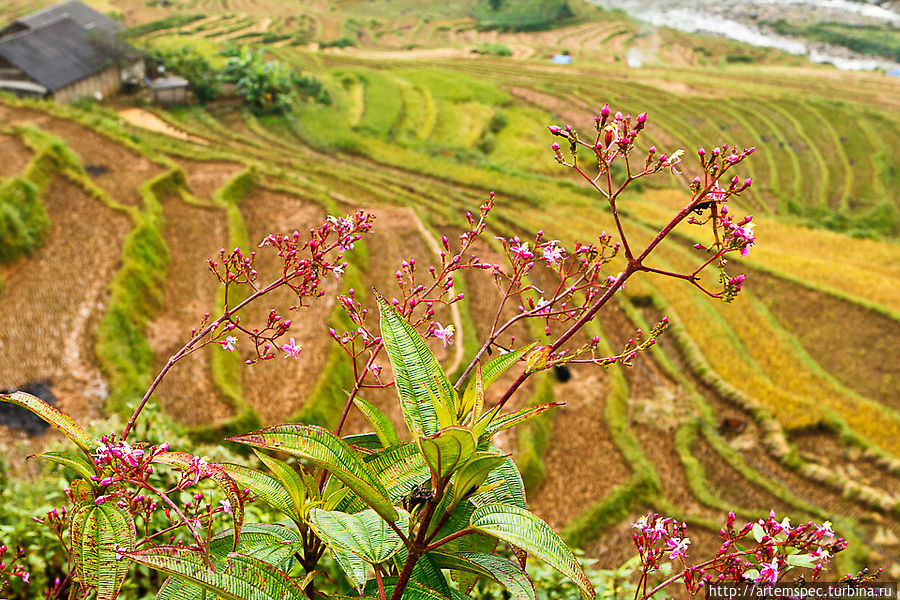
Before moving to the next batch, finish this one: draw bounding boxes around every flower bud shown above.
[636,112,647,124]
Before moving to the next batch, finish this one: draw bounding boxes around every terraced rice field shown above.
[2,0,900,581]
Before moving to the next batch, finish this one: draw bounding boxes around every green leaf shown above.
[483,403,562,436]
[786,553,817,568]
[471,455,526,509]
[220,462,301,522]
[459,364,484,422]
[377,295,455,437]
[344,432,384,451]
[354,396,401,448]
[752,523,765,543]
[429,552,535,600]
[155,523,304,600]
[366,442,430,504]
[70,502,135,600]
[1,391,92,451]
[364,577,449,600]
[451,452,508,507]
[431,502,498,594]
[31,451,98,480]
[332,544,369,592]
[153,452,245,550]
[470,503,594,600]
[253,450,307,517]
[308,508,409,564]
[461,344,534,420]
[417,427,477,479]
[228,424,398,522]
[125,547,307,600]
[428,375,458,431]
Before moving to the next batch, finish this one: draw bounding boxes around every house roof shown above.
[10,0,124,34]
[0,17,116,91]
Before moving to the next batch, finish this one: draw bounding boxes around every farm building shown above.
[0,0,142,103]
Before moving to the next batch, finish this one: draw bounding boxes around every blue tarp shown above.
[551,54,572,64]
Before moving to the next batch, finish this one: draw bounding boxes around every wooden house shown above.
[0,0,142,103]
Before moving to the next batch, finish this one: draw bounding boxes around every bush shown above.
[150,46,221,105]
[471,0,572,31]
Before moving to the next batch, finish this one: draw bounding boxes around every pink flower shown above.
[815,521,834,539]
[432,323,455,348]
[756,559,779,585]
[542,243,564,266]
[665,537,691,560]
[219,499,232,515]
[221,336,238,352]
[281,337,302,360]
[509,237,533,261]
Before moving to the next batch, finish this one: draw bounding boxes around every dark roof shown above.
[11,0,124,34]
[0,17,115,91]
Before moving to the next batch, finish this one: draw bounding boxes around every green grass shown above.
[124,13,207,37]
[96,169,182,413]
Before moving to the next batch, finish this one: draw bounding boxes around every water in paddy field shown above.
[586,0,900,70]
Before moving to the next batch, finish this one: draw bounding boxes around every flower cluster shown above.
[632,513,692,571]
[631,511,848,599]
[0,544,29,588]
[200,210,374,364]
[87,435,170,508]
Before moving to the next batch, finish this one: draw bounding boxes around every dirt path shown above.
[118,108,210,146]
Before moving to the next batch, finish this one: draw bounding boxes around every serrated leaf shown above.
[70,478,93,503]
[377,295,455,438]
[125,547,307,600]
[1,391,92,451]
[308,508,409,565]
[228,424,398,523]
[220,462,301,522]
[429,552,535,600]
[344,432,384,451]
[431,501,497,594]
[482,403,562,436]
[459,364,484,423]
[70,502,135,600]
[32,451,98,480]
[331,544,369,592]
[253,450,307,517]
[451,452,508,507]
[524,347,552,374]
[427,375,457,431]
[366,442,430,504]
[153,452,244,550]
[417,427,477,479]
[470,455,526,509]
[354,397,401,448]
[156,523,304,600]
[470,503,594,600]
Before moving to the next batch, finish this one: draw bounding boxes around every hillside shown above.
[1,0,900,587]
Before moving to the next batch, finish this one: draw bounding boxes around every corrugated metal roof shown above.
[14,0,124,34]
[0,18,114,91]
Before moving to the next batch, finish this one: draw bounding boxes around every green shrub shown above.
[0,178,47,264]
[472,0,572,31]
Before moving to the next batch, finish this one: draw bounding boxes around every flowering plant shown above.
[0,105,843,600]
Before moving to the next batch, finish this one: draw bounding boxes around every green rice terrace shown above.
[1,0,900,594]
